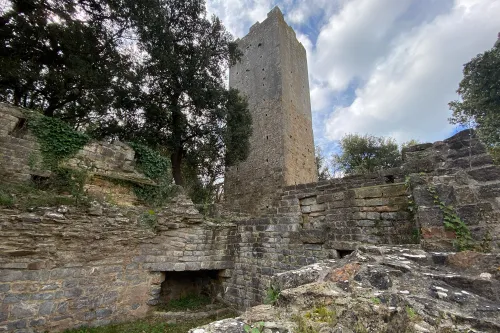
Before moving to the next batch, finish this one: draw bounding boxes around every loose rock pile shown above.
[190,246,500,333]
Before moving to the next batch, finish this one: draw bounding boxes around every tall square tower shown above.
[224,7,317,214]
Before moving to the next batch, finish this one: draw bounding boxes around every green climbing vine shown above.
[26,112,90,168]
[405,176,420,244]
[24,112,91,205]
[129,142,175,206]
[426,186,473,251]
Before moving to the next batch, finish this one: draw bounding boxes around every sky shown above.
[206,0,500,155]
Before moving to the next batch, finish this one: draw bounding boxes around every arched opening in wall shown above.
[158,270,226,306]
[258,43,262,47]
[384,175,395,184]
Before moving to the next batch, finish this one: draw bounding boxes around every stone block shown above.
[365,212,381,220]
[417,208,443,227]
[354,186,382,199]
[11,302,38,319]
[309,204,325,212]
[467,166,500,182]
[299,197,317,206]
[478,183,500,199]
[356,220,375,227]
[0,270,22,282]
[38,301,55,316]
[96,308,113,319]
[380,184,405,197]
[173,263,186,271]
[299,230,326,244]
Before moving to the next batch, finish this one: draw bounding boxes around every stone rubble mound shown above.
[190,246,500,333]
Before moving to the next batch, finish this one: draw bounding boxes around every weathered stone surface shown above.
[224,7,317,215]
[194,246,500,333]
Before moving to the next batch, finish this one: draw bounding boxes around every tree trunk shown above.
[170,96,184,186]
[171,147,183,186]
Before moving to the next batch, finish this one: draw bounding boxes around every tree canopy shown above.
[0,0,252,193]
[449,36,500,157]
[332,134,402,175]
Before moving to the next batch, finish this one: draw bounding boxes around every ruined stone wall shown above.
[224,7,316,215]
[224,173,417,308]
[0,103,151,188]
[404,130,500,252]
[0,196,236,332]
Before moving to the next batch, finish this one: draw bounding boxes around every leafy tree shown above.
[1,0,252,191]
[449,35,500,159]
[96,0,251,186]
[401,139,421,149]
[315,145,331,181]
[0,0,130,126]
[332,134,401,175]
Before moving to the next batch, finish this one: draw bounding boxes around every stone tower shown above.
[225,7,317,214]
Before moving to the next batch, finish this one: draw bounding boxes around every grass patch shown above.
[63,313,236,333]
[157,294,213,312]
[0,181,89,210]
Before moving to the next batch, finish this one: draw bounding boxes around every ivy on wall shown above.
[426,186,473,251]
[27,113,90,168]
[129,142,175,206]
[21,112,91,205]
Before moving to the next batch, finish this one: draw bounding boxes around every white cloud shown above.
[207,0,500,146]
[312,0,414,91]
[206,0,273,37]
[325,0,500,143]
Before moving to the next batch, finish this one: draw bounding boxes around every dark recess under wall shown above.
[160,270,223,303]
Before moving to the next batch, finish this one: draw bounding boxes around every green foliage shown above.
[449,39,500,152]
[315,145,331,180]
[370,297,381,305]
[91,1,251,186]
[0,189,14,208]
[0,0,129,122]
[405,176,420,244]
[405,306,419,322]
[332,134,402,175]
[1,0,251,190]
[292,314,319,333]
[129,143,175,207]
[264,285,281,305]
[140,210,158,232]
[427,186,473,251]
[243,322,264,333]
[304,306,337,324]
[17,112,91,205]
[27,113,90,168]
[62,313,236,333]
[158,294,212,312]
[0,182,84,210]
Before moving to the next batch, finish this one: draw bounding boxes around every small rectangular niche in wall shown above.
[159,270,224,304]
[337,249,354,259]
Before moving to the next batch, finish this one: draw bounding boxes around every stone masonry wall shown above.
[224,173,417,308]
[0,103,151,188]
[404,130,500,252]
[224,7,316,215]
[0,196,236,332]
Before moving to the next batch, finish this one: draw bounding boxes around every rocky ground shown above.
[190,246,500,333]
